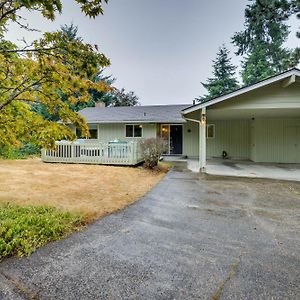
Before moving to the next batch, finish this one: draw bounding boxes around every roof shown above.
[79,104,190,124]
[182,68,300,114]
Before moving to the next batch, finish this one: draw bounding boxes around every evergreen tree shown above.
[197,45,239,103]
[233,0,299,86]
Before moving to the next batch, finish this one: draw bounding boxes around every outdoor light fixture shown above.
[201,113,206,125]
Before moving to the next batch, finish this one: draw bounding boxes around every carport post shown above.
[199,107,206,172]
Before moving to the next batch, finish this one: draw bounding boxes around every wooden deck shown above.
[41,140,144,166]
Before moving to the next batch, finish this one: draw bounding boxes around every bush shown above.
[0,204,83,261]
[140,138,168,169]
[0,143,40,159]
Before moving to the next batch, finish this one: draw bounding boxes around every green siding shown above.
[183,121,199,157]
[94,123,157,142]
[213,82,300,110]
[251,118,300,163]
[207,120,250,159]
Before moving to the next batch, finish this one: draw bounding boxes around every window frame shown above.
[206,124,215,139]
[125,124,143,138]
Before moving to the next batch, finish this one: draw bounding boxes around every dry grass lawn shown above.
[0,158,168,222]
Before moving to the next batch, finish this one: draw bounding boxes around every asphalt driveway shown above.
[1,163,300,299]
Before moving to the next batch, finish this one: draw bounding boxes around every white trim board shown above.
[182,68,300,115]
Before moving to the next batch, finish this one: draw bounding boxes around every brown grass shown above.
[0,158,168,222]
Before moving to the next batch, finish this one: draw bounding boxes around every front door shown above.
[170,125,183,155]
[161,124,183,155]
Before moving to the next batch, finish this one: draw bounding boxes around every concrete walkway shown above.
[165,157,300,181]
[0,164,299,299]
[206,159,300,182]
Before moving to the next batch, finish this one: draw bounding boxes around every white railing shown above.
[41,140,144,166]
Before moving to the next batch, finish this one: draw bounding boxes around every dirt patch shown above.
[0,158,167,222]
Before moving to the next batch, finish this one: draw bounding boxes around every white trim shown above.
[160,124,183,155]
[282,75,296,88]
[182,69,300,115]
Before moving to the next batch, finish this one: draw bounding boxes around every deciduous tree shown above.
[0,0,110,148]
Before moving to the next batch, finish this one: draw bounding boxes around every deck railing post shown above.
[71,142,74,159]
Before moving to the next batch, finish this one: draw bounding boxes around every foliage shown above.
[0,1,110,149]
[0,204,83,261]
[0,0,109,34]
[0,143,40,159]
[140,138,168,169]
[108,88,140,107]
[197,45,239,103]
[232,0,299,85]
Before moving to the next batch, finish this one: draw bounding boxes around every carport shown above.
[182,68,300,172]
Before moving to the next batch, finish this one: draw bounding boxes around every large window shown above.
[126,124,143,138]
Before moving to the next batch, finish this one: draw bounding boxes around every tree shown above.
[233,0,299,86]
[197,45,239,103]
[0,1,110,149]
[108,88,140,107]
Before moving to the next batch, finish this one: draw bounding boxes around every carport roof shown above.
[182,68,300,115]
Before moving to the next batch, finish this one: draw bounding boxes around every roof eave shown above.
[85,120,187,124]
[182,68,300,115]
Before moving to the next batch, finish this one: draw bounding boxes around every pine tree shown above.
[233,0,299,86]
[197,45,239,103]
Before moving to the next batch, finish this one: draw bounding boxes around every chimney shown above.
[95,101,105,108]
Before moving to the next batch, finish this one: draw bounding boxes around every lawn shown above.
[0,158,168,260]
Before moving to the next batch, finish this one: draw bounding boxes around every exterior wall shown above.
[87,122,200,158]
[207,120,250,160]
[93,123,157,142]
[212,82,300,110]
[183,121,199,157]
[251,118,300,163]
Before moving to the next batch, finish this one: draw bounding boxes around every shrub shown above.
[0,143,40,159]
[140,138,168,169]
[0,204,83,261]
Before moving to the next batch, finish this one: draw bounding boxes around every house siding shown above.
[183,121,199,157]
[251,118,300,163]
[206,120,250,160]
[211,82,300,110]
[96,123,157,142]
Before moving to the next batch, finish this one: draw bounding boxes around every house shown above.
[44,68,300,170]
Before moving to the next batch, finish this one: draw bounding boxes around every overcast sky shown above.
[6,0,300,105]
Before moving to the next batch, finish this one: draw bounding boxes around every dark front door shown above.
[170,125,183,155]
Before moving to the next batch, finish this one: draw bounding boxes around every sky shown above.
[6,0,300,105]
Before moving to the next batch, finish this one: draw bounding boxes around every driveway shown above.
[0,163,300,299]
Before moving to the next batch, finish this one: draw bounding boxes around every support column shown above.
[97,124,101,139]
[199,108,206,172]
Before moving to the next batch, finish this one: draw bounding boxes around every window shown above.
[207,124,215,139]
[89,129,98,139]
[126,124,143,138]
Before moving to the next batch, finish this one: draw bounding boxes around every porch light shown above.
[201,113,206,125]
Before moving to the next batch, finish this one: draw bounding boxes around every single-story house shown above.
[71,68,300,170]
